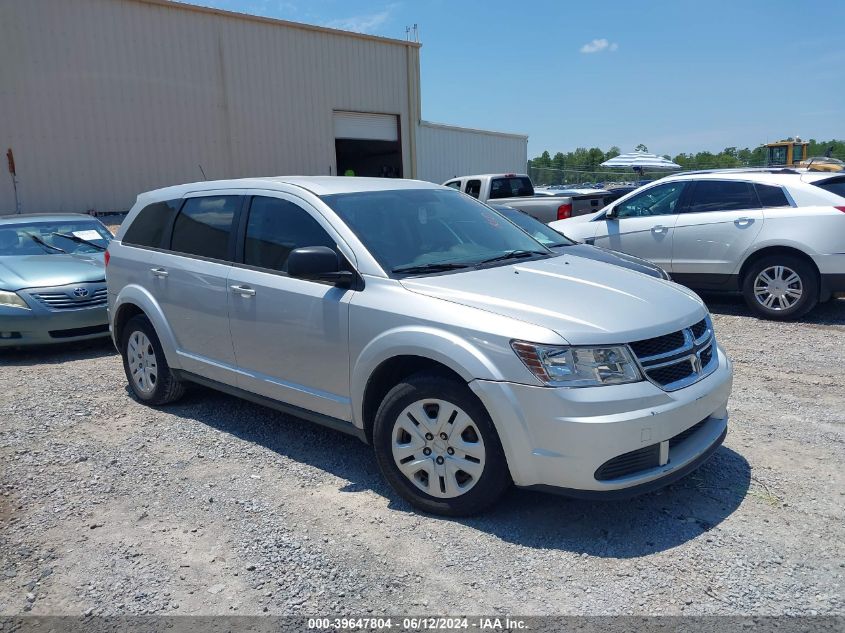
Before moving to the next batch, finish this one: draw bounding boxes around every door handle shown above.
[651,225,668,235]
[230,284,256,297]
[150,267,169,278]
[734,217,754,227]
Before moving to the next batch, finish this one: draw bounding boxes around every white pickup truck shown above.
[443,173,610,222]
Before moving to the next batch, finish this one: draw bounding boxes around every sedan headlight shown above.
[512,341,641,387]
[0,290,29,310]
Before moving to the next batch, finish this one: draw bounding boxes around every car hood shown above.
[0,254,105,290]
[556,243,665,278]
[400,255,706,345]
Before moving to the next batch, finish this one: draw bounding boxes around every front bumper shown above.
[469,344,733,494]
[0,303,109,348]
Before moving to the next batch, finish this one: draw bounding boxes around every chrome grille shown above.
[629,317,717,391]
[31,285,107,310]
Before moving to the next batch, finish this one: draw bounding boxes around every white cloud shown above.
[580,38,619,54]
[325,10,391,34]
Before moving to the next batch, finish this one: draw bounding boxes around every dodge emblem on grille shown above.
[72,287,89,298]
[690,354,702,374]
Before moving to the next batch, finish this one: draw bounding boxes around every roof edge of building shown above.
[132,0,423,48]
[420,120,528,141]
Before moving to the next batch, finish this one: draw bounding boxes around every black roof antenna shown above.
[199,164,208,181]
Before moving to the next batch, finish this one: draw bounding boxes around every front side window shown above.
[465,180,481,198]
[243,197,336,272]
[489,176,533,199]
[123,200,180,248]
[614,181,686,218]
[170,195,240,260]
[755,184,790,208]
[444,181,461,190]
[321,188,548,274]
[687,180,759,213]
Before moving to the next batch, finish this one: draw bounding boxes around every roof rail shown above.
[671,167,802,177]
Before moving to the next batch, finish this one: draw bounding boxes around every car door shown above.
[590,180,687,269]
[671,179,764,282]
[227,192,355,421]
[151,192,243,383]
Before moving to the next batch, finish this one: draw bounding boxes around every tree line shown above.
[528,138,845,185]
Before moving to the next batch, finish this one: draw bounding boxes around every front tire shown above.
[742,255,818,320]
[372,372,510,516]
[120,315,185,405]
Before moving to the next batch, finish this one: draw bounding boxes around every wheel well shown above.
[113,303,145,344]
[739,246,820,286]
[361,356,466,443]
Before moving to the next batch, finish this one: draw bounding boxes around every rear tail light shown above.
[835,206,845,213]
[557,203,573,220]
[104,249,110,266]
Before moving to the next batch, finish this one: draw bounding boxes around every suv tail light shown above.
[835,206,845,213]
[104,249,110,267]
[557,203,573,220]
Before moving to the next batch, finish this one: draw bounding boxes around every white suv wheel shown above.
[391,398,486,499]
[753,265,803,311]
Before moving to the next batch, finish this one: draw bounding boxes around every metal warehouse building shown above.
[0,0,528,214]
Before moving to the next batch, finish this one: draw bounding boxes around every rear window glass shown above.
[754,184,790,208]
[813,176,845,199]
[170,196,240,260]
[123,200,180,248]
[489,177,533,199]
[687,180,759,213]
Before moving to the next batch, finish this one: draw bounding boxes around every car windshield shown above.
[0,219,112,256]
[321,189,550,274]
[494,207,574,247]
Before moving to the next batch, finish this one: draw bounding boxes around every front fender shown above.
[112,284,181,369]
[351,326,505,427]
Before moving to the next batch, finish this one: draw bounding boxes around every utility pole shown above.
[6,148,21,214]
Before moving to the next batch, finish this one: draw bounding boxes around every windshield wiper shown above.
[477,249,549,265]
[52,232,106,251]
[28,234,67,254]
[392,262,471,275]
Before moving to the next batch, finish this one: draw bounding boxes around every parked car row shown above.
[2,169,842,517]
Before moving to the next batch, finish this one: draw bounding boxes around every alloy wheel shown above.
[391,398,486,499]
[753,265,803,311]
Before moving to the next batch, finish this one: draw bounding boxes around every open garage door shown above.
[333,112,402,178]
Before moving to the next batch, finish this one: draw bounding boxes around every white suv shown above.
[551,169,845,319]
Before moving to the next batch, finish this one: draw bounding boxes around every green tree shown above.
[635,144,648,152]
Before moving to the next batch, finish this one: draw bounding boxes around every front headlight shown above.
[0,290,30,310]
[512,340,641,387]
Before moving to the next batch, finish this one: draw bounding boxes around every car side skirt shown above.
[670,273,740,292]
[172,370,368,443]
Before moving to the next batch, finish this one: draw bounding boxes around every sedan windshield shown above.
[321,189,550,274]
[0,220,112,256]
[494,207,575,248]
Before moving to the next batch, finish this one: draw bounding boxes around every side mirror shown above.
[604,206,618,220]
[287,246,354,286]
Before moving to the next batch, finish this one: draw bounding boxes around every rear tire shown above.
[120,315,185,405]
[372,372,510,516]
[742,255,818,320]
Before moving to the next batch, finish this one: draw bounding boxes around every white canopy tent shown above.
[601,150,681,171]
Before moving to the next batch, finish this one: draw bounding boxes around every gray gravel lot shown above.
[1,297,843,616]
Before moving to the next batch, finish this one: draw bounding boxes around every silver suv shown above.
[552,169,845,319]
[107,177,733,516]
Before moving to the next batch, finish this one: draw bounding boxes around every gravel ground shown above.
[1,297,843,617]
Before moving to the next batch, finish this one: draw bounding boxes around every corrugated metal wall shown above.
[416,121,528,185]
[0,0,420,213]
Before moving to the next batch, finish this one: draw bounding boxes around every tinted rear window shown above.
[170,196,240,260]
[123,200,180,248]
[755,184,790,208]
[687,180,759,213]
[489,177,533,199]
[813,176,845,199]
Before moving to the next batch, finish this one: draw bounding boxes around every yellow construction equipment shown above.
[765,138,844,172]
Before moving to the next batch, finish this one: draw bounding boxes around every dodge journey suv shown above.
[107,177,733,516]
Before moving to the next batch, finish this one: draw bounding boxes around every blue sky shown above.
[194,0,844,158]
